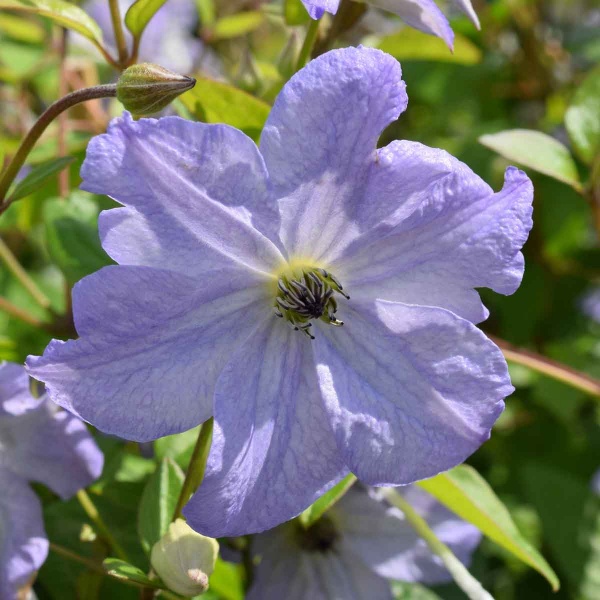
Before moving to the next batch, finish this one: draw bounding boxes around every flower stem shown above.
[0,235,51,310]
[382,489,494,600]
[0,296,48,330]
[108,0,129,66]
[295,18,320,72]
[0,84,117,213]
[172,417,214,520]
[77,489,130,562]
[491,335,600,399]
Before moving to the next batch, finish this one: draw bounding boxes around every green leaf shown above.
[299,474,357,528]
[375,28,482,65]
[102,558,163,588]
[0,13,45,43]
[124,0,167,39]
[137,457,184,553]
[565,65,600,165]
[391,581,443,599]
[180,79,271,142]
[43,191,114,285]
[418,464,559,590]
[211,11,264,41]
[284,0,310,25]
[0,0,104,46]
[208,558,245,600]
[479,128,582,191]
[8,156,74,202]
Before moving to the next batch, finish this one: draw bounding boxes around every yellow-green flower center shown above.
[273,266,349,339]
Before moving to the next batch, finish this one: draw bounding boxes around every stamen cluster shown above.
[274,268,349,339]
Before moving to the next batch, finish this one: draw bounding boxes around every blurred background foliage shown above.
[1,0,600,598]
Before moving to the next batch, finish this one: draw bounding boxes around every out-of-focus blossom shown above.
[0,362,103,599]
[82,0,214,74]
[247,485,481,599]
[581,287,600,323]
[28,47,532,537]
[301,0,480,50]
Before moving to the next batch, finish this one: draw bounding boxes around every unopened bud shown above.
[150,519,218,596]
[116,63,195,117]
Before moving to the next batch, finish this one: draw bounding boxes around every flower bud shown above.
[150,519,218,597]
[116,63,195,117]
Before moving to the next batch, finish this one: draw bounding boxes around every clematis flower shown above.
[0,362,103,599]
[82,0,215,74]
[301,0,480,50]
[246,484,481,599]
[28,47,533,537]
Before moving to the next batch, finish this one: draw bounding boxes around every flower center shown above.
[294,516,339,553]
[274,267,349,339]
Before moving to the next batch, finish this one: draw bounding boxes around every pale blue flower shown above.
[28,47,532,537]
[247,485,481,600]
[0,362,103,599]
[301,0,481,49]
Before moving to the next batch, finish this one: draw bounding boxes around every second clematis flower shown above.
[28,47,533,537]
[301,0,481,50]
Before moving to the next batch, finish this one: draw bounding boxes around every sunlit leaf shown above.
[418,464,559,590]
[209,558,244,600]
[565,65,600,165]
[284,0,311,25]
[0,0,104,46]
[374,28,482,65]
[180,79,270,142]
[8,156,74,202]
[211,11,264,41]
[124,0,167,39]
[0,12,45,43]
[137,458,184,553]
[479,129,582,191]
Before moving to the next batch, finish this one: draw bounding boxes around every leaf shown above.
[565,65,600,165]
[137,458,184,553]
[480,128,582,190]
[103,558,163,588]
[0,0,104,46]
[8,156,74,202]
[299,474,357,528]
[391,581,443,599]
[0,12,45,43]
[124,0,167,39]
[180,79,271,142]
[375,28,482,65]
[211,11,264,41]
[208,558,245,600]
[43,191,114,285]
[417,464,559,590]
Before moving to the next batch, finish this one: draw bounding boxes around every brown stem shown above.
[491,335,600,398]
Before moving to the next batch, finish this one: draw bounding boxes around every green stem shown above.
[0,236,51,310]
[77,489,130,562]
[108,0,129,66]
[382,489,494,600]
[172,418,214,521]
[295,18,320,72]
[0,84,117,212]
[490,335,600,399]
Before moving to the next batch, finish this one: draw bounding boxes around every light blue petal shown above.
[261,47,407,263]
[300,0,339,19]
[369,0,454,49]
[184,319,348,537]
[336,486,481,583]
[0,362,38,416]
[82,113,285,277]
[0,469,47,600]
[449,0,480,29]
[314,300,511,485]
[28,266,268,442]
[334,155,533,324]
